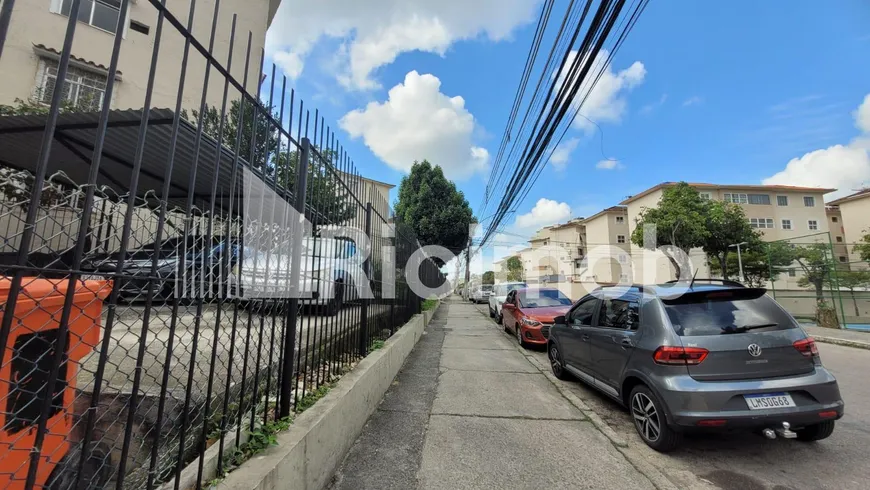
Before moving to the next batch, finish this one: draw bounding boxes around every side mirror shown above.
[554,315,566,325]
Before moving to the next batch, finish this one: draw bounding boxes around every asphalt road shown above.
[471,302,870,490]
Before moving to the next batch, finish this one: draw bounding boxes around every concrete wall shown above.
[217,305,437,490]
[837,197,870,264]
[0,0,270,111]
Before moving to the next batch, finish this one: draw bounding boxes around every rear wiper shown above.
[721,323,778,334]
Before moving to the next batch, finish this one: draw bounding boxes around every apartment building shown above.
[523,218,585,284]
[577,206,630,284]
[828,189,870,267]
[826,206,851,267]
[0,0,280,112]
[620,182,836,285]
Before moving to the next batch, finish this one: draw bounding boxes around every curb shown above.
[471,303,678,490]
[216,302,439,490]
[813,335,870,350]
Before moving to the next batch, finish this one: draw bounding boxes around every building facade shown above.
[0,0,280,112]
[828,189,870,268]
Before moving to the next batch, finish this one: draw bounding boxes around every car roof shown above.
[516,287,562,294]
[596,282,748,300]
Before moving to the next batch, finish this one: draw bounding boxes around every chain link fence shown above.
[0,1,443,489]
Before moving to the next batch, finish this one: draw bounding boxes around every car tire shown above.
[515,324,527,348]
[327,282,344,316]
[489,306,495,318]
[548,342,572,380]
[796,420,835,442]
[629,385,680,452]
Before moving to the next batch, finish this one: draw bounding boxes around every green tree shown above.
[187,99,279,173]
[482,271,495,285]
[703,201,759,280]
[828,270,870,318]
[394,161,475,263]
[854,231,870,263]
[505,256,524,282]
[272,148,355,227]
[630,182,709,279]
[795,244,836,301]
[710,241,794,287]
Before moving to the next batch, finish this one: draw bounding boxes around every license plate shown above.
[744,393,796,410]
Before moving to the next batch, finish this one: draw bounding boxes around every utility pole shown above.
[464,237,471,300]
[729,241,748,284]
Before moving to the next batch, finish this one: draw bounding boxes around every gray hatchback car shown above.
[547,281,844,451]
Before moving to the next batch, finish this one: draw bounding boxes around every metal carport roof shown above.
[0,108,291,215]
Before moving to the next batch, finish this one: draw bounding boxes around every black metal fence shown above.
[0,0,444,489]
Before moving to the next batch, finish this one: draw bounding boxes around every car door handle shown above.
[618,338,633,348]
[581,334,590,341]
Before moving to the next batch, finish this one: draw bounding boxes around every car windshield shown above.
[482,285,493,292]
[664,292,796,336]
[520,290,572,308]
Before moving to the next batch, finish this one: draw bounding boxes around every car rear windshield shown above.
[520,290,572,307]
[663,290,796,336]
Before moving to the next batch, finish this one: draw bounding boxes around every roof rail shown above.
[664,278,745,288]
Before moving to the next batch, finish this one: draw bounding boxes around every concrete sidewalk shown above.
[329,297,655,490]
[803,325,870,350]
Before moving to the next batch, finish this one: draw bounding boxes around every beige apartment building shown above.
[0,0,280,112]
[828,189,870,268]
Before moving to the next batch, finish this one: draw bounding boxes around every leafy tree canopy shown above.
[630,182,709,278]
[504,256,524,282]
[482,271,495,285]
[394,161,475,263]
[703,201,760,280]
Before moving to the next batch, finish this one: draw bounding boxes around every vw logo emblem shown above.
[748,344,762,357]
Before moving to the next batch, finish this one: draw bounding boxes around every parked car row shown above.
[481,280,845,452]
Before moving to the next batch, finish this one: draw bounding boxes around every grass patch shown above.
[370,339,386,350]
[296,382,334,413]
[422,299,438,311]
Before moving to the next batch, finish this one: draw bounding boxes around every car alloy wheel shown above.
[516,324,523,345]
[549,346,563,376]
[631,392,661,443]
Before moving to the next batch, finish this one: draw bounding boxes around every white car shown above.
[488,282,528,321]
[471,284,493,303]
[231,237,360,315]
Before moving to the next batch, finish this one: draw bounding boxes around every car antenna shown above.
[688,268,699,290]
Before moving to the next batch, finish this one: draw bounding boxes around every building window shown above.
[747,194,771,205]
[781,219,792,230]
[60,0,122,34]
[808,220,818,231]
[836,236,844,243]
[788,269,796,277]
[724,193,748,204]
[617,235,626,244]
[839,256,848,263]
[615,216,625,224]
[618,254,629,264]
[699,192,711,200]
[36,58,107,111]
[831,216,839,223]
[804,196,816,207]
[619,273,631,282]
[777,195,789,206]
[749,218,774,229]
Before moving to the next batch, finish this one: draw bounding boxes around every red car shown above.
[501,288,573,348]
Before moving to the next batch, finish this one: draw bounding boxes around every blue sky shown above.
[265,0,870,248]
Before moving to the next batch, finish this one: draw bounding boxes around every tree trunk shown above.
[852,290,860,318]
[718,254,728,281]
[812,279,824,301]
[665,253,681,281]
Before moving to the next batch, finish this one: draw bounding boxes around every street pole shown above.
[464,237,471,300]
[729,241,748,284]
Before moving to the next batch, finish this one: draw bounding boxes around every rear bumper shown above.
[658,367,844,430]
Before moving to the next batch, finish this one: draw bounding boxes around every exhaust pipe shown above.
[762,428,776,439]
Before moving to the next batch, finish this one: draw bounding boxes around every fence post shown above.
[359,202,372,356]
[279,137,310,418]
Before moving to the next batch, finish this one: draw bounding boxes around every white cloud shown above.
[640,94,667,115]
[762,93,870,201]
[266,0,540,89]
[273,51,304,80]
[855,94,870,133]
[556,50,646,132]
[682,96,703,107]
[550,137,580,171]
[514,198,572,229]
[596,159,622,170]
[339,71,489,180]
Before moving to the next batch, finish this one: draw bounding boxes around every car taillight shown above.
[793,337,819,358]
[653,346,708,365]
